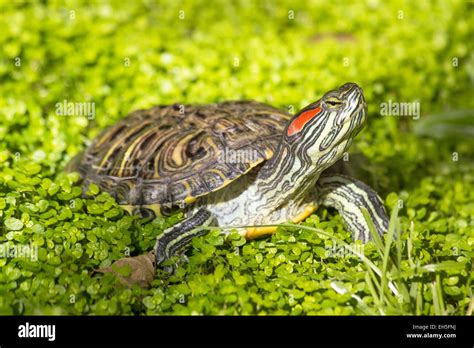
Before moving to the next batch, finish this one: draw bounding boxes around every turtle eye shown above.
[325,98,343,108]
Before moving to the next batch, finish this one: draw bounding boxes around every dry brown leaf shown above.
[97,251,156,288]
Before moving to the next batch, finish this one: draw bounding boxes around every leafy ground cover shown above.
[0,0,472,315]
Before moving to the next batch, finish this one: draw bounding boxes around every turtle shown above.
[67,82,389,275]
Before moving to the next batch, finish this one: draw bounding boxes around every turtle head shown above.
[285,82,367,172]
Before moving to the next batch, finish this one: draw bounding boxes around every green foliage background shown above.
[0,0,472,315]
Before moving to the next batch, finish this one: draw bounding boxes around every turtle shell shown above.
[69,101,291,207]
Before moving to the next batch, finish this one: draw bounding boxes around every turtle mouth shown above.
[337,102,367,146]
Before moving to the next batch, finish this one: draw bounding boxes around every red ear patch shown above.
[287,106,322,136]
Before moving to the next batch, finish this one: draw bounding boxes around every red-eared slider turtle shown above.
[67,82,388,272]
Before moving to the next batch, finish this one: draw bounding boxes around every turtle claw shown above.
[97,251,156,288]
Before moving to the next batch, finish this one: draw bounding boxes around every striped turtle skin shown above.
[67,82,389,273]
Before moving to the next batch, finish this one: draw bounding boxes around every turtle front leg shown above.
[155,208,215,268]
[315,174,389,243]
[99,208,214,288]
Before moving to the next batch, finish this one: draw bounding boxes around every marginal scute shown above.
[69,101,291,206]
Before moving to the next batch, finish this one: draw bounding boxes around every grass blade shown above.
[362,207,384,255]
[380,205,399,306]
